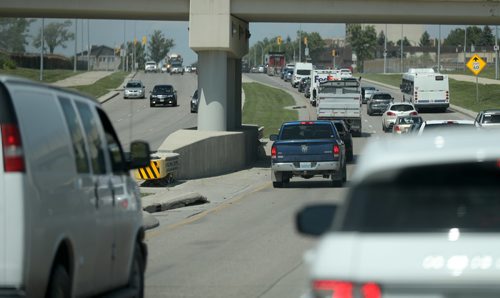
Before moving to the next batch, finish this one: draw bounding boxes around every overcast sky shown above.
[25,19,462,65]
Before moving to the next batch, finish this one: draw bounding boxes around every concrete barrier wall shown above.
[157,125,259,179]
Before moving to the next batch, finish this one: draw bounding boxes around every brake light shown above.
[362,282,382,298]
[271,146,277,158]
[1,124,25,172]
[313,280,353,298]
[300,121,314,125]
[333,144,340,158]
[387,111,396,116]
[313,280,382,298]
[410,111,418,116]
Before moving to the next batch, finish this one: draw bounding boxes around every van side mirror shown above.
[296,204,337,237]
[128,141,151,169]
[270,134,278,141]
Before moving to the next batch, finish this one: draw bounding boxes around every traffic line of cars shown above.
[123,79,178,108]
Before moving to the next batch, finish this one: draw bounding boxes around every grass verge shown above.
[362,73,500,113]
[0,67,82,83]
[242,82,298,137]
[70,71,128,98]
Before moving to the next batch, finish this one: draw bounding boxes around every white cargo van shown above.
[0,75,150,297]
[291,62,313,88]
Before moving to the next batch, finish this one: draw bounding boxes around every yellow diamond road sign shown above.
[466,54,486,76]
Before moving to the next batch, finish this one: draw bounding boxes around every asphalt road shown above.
[124,72,473,297]
[101,71,198,150]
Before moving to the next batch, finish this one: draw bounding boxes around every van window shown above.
[297,70,311,75]
[58,97,90,173]
[96,108,126,174]
[75,101,107,175]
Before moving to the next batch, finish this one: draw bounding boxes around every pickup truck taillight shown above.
[313,280,381,298]
[2,123,25,172]
[333,144,340,159]
[271,145,277,159]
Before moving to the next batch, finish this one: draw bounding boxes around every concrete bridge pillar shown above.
[189,0,249,131]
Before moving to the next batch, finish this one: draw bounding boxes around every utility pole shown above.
[400,24,403,73]
[496,25,499,80]
[74,19,77,72]
[464,26,467,73]
[87,20,90,71]
[298,24,302,63]
[384,24,387,74]
[123,20,126,72]
[438,25,441,72]
[40,18,44,81]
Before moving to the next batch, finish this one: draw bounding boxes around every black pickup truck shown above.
[270,120,347,188]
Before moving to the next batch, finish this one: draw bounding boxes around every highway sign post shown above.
[466,54,486,103]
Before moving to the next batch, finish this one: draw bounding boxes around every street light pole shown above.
[495,25,499,80]
[438,25,441,72]
[400,24,403,73]
[464,26,467,73]
[40,18,44,81]
[384,24,387,74]
[87,20,90,71]
[74,19,77,72]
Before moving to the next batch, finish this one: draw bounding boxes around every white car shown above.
[297,130,500,298]
[474,109,500,129]
[144,61,157,73]
[417,119,476,135]
[0,75,150,297]
[381,102,418,132]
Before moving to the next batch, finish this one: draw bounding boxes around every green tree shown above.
[396,37,411,47]
[347,24,377,72]
[479,25,494,46]
[443,28,465,46]
[147,30,174,63]
[419,31,432,47]
[127,41,146,70]
[377,30,386,46]
[33,20,74,54]
[0,18,34,53]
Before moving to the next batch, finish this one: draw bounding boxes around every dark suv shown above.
[367,92,393,115]
[150,84,177,107]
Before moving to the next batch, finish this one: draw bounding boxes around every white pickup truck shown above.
[316,78,362,137]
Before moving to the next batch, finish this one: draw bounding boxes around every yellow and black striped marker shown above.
[134,160,164,180]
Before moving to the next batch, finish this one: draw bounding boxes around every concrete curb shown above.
[362,78,478,119]
[143,211,160,230]
[142,191,208,213]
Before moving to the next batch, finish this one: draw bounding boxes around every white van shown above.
[0,75,150,297]
[400,68,450,112]
[291,62,314,88]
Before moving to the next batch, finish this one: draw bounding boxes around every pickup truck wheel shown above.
[273,182,283,188]
[128,242,145,298]
[347,150,354,162]
[342,165,347,183]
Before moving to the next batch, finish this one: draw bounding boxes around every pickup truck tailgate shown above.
[275,140,335,162]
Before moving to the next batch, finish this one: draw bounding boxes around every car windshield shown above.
[373,94,392,100]
[483,114,500,124]
[297,70,311,75]
[397,117,422,124]
[390,104,414,111]
[280,124,335,140]
[153,86,173,93]
[126,82,142,88]
[340,161,500,232]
